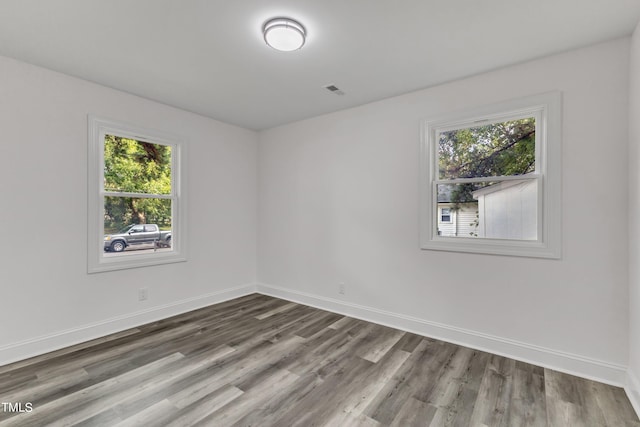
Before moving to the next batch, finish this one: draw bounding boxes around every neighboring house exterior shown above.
[472,179,537,240]
[437,186,479,237]
[437,178,537,239]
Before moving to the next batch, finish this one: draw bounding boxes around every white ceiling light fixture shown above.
[263,17,306,52]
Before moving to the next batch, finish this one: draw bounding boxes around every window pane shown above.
[438,118,535,180]
[104,196,172,255]
[436,180,537,240]
[104,135,172,194]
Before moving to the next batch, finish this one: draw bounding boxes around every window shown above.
[440,208,452,223]
[420,92,561,258]
[88,116,187,273]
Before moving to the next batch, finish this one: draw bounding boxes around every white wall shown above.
[627,21,640,414]
[0,55,258,364]
[0,32,635,397]
[258,38,631,383]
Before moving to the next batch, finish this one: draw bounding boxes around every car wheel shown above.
[111,241,126,252]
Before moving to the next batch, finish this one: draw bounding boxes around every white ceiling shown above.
[1,1,639,130]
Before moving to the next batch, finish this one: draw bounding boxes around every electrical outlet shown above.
[338,282,346,295]
[138,288,149,301]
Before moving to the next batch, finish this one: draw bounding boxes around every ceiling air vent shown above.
[324,84,345,95]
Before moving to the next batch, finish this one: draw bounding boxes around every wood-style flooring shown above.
[0,294,638,426]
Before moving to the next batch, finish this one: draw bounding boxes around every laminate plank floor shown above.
[0,294,638,426]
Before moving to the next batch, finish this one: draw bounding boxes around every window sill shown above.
[421,237,560,259]
[88,249,187,273]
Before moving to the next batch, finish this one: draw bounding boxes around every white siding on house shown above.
[437,203,478,237]
[457,207,479,237]
[475,180,537,240]
[437,205,455,236]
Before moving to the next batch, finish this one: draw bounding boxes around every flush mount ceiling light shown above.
[263,17,306,52]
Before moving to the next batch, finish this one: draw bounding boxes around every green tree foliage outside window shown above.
[438,118,535,208]
[103,135,172,233]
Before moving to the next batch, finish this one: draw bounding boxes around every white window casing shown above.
[88,116,188,273]
[420,92,562,258]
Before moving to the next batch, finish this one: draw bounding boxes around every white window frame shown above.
[88,116,187,273]
[420,92,561,258]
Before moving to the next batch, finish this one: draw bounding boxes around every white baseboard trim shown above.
[256,283,627,386]
[2,281,630,393]
[0,283,257,367]
[626,369,640,419]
